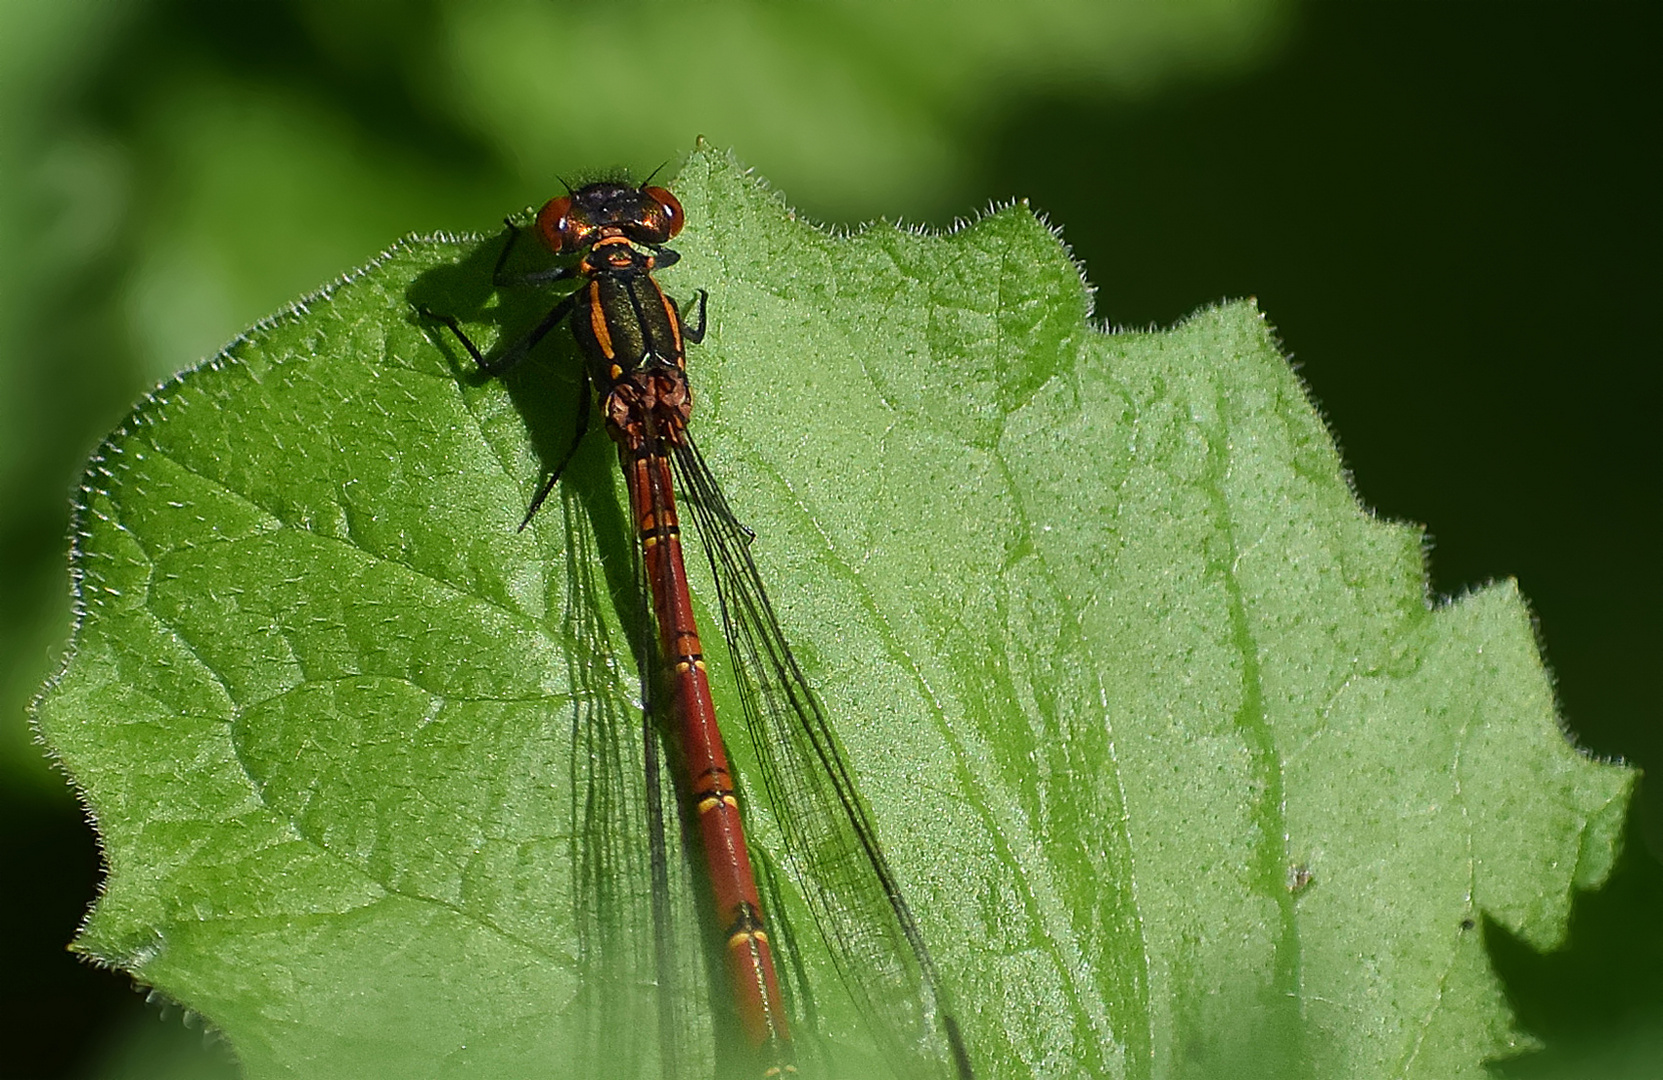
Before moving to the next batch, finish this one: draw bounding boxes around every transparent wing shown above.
[559,486,712,1080]
[672,437,973,1080]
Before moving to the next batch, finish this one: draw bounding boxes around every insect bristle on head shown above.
[535,168,651,252]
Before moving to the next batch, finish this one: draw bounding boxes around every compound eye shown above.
[644,186,684,238]
[534,196,573,252]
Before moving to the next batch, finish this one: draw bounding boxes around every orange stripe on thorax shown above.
[587,278,614,359]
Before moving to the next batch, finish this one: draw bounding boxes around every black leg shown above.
[416,306,492,368]
[682,289,709,345]
[498,265,577,288]
[494,218,577,288]
[417,290,578,376]
[490,218,529,286]
[518,382,592,530]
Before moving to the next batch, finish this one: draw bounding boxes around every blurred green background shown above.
[2,1,1656,1077]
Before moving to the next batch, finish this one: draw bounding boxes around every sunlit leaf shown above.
[36,149,1631,1080]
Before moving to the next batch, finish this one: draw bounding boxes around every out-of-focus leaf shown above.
[35,149,1631,1079]
[79,1012,241,1080]
[435,0,1294,220]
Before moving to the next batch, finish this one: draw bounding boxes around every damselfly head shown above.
[533,181,685,255]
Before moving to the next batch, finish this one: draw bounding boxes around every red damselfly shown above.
[419,179,973,1080]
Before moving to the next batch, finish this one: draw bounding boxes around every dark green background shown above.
[3,2,1656,1077]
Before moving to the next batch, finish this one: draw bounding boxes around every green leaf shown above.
[35,148,1632,1080]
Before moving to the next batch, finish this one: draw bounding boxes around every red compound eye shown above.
[534,196,574,253]
[644,186,684,238]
